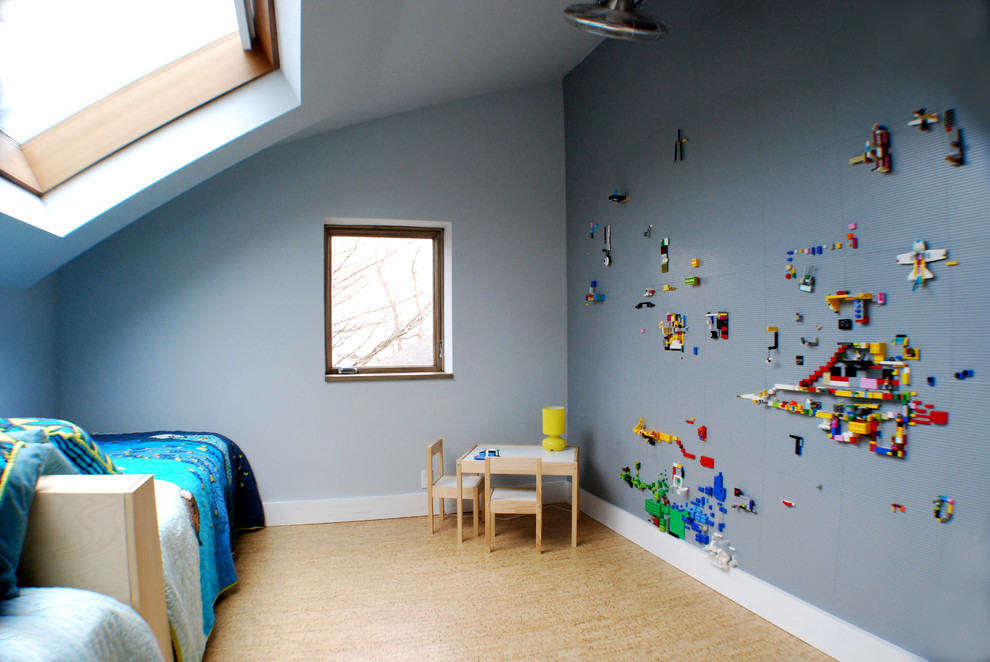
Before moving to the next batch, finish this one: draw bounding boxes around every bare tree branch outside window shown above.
[325,226,442,374]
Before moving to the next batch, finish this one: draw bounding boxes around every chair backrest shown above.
[427,439,444,486]
[485,456,543,507]
[485,456,542,478]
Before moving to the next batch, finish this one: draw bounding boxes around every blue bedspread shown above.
[93,431,264,638]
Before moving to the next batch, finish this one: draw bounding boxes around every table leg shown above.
[456,460,464,543]
[571,466,579,547]
[472,485,479,537]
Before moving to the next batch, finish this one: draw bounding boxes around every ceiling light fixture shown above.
[563,0,668,41]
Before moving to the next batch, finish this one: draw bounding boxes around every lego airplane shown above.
[896,240,947,290]
[908,109,939,131]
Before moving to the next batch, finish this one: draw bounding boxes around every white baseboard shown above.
[264,493,424,525]
[263,481,573,527]
[578,489,923,662]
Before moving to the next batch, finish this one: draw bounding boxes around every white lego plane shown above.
[896,240,947,290]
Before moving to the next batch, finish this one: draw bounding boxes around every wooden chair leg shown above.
[428,492,435,534]
[457,494,463,543]
[478,487,485,535]
[472,489,480,538]
[536,507,543,554]
[486,506,493,552]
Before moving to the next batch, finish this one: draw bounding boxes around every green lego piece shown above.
[667,507,686,539]
[620,462,670,500]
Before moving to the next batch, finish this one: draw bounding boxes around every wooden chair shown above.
[485,456,543,553]
[427,439,484,541]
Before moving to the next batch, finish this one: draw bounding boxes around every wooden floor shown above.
[203,505,833,661]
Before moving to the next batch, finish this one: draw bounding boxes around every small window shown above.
[325,223,449,381]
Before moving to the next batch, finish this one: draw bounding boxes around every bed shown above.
[0,419,264,662]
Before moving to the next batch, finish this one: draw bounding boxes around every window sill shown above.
[325,372,454,383]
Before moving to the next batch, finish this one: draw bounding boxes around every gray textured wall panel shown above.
[565,1,990,659]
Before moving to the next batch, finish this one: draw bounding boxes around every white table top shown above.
[459,444,578,470]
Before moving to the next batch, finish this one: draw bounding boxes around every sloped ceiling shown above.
[0,0,603,289]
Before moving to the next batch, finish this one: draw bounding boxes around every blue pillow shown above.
[0,441,51,599]
[1,428,79,476]
[0,419,117,475]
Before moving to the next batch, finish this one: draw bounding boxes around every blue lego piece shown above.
[713,472,727,502]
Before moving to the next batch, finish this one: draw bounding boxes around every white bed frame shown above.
[19,474,171,660]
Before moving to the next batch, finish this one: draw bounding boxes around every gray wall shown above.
[55,82,568,502]
[564,1,989,660]
[0,278,57,413]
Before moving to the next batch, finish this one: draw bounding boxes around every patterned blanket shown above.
[93,431,264,640]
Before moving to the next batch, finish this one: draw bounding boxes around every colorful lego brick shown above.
[585,281,604,304]
[661,313,687,351]
[712,472,727,502]
[737,338,946,460]
[933,496,954,523]
[667,509,686,539]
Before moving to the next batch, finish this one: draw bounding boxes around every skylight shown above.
[0,0,239,143]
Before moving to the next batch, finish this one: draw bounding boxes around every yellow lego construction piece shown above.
[633,417,677,444]
[869,343,886,361]
[826,292,873,314]
[849,421,872,435]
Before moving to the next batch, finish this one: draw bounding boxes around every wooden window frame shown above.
[0,0,278,197]
[324,224,450,382]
